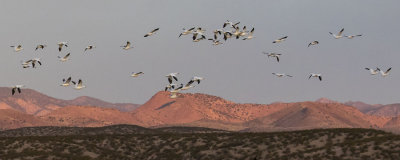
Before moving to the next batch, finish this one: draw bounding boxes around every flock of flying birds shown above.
[8,21,392,98]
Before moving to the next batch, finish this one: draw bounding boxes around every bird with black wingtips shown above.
[273,36,288,43]
[58,53,71,62]
[193,35,206,42]
[263,52,282,62]
[10,45,23,52]
[243,28,255,40]
[378,67,392,77]
[365,68,380,75]
[329,28,344,39]
[223,20,240,29]
[223,31,233,41]
[308,41,319,47]
[188,76,204,85]
[11,85,24,95]
[179,27,195,37]
[309,73,322,81]
[144,28,159,37]
[131,72,144,77]
[121,41,132,50]
[72,79,85,90]
[21,60,30,68]
[57,42,68,52]
[31,58,42,68]
[192,27,206,41]
[84,45,95,52]
[61,77,72,87]
[238,25,248,38]
[35,44,46,51]
[166,73,179,84]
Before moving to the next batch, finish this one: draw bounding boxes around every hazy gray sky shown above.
[1,0,399,105]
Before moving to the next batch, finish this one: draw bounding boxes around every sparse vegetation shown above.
[0,126,399,159]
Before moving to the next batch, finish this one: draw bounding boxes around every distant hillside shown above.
[0,87,139,116]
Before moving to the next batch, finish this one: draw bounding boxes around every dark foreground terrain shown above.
[0,125,399,160]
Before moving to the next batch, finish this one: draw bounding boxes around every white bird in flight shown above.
[308,41,319,47]
[131,72,144,77]
[242,28,255,40]
[35,44,46,51]
[61,77,72,87]
[263,52,282,62]
[309,73,322,81]
[365,68,380,75]
[273,36,288,43]
[144,28,159,37]
[11,85,24,95]
[378,67,392,77]
[121,41,132,50]
[10,45,23,52]
[329,28,344,39]
[189,76,204,84]
[72,79,86,90]
[58,53,71,62]
[272,73,293,78]
[166,73,179,84]
[179,27,195,37]
[84,45,95,52]
[57,42,68,52]
[223,20,240,29]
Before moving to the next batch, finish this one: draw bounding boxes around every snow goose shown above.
[273,36,288,43]
[72,79,85,90]
[21,61,30,68]
[11,85,24,95]
[10,45,23,52]
[223,20,240,29]
[61,77,72,87]
[144,28,159,37]
[309,73,322,81]
[263,52,282,62]
[189,76,204,84]
[169,84,184,98]
[308,41,319,47]
[365,68,380,75]
[179,27,195,37]
[84,45,95,52]
[329,28,344,39]
[35,44,46,51]
[243,28,255,40]
[131,72,144,77]
[378,67,392,77]
[193,35,206,42]
[58,53,71,62]
[57,42,68,52]
[31,58,42,68]
[223,31,233,41]
[121,41,132,50]
[166,73,179,84]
